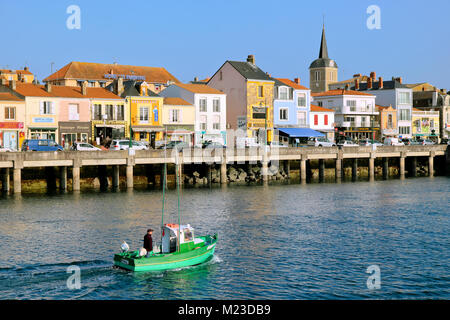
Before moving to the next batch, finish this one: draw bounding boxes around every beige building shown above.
[162,97,195,144]
[0,67,34,84]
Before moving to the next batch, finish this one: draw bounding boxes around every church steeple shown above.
[318,25,329,59]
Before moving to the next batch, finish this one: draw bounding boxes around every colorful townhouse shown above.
[309,104,335,141]
[412,108,440,139]
[43,61,180,94]
[207,55,274,144]
[273,78,311,128]
[0,90,25,150]
[312,88,378,141]
[108,79,163,148]
[162,97,195,145]
[376,105,397,140]
[160,83,227,146]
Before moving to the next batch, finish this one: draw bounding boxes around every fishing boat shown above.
[113,134,217,272]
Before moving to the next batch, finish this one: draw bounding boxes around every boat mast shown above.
[176,150,181,252]
[161,127,167,243]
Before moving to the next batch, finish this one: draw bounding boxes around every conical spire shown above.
[318,24,329,59]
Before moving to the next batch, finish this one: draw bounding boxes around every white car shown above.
[269,141,288,148]
[308,137,336,147]
[70,142,101,151]
[110,140,149,151]
[359,139,383,147]
[384,138,405,146]
[337,140,359,147]
[0,146,14,152]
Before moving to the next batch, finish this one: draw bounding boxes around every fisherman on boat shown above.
[143,229,153,256]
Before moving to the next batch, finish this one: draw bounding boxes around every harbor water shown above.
[0,177,449,299]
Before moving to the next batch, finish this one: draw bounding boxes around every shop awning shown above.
[132,126,165,132]
[277,128,324,137]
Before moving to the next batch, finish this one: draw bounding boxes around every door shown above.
[3,131,18,150]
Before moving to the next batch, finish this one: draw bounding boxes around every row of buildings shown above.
[0,26,449,150]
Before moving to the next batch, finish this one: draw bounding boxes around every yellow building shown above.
[412,108,439,138]
[377,105,398,139]
[0,67,34,84]
[246,80,274,142]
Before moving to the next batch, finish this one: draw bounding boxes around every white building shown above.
[309,104,335,141]
[312,89,378,141]
[160,83,227,145]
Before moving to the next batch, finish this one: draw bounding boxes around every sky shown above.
[1,0,449,89]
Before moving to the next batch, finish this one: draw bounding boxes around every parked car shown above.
[21,139,63,152]
[202,140,226,149]
[236,137,260,148]
[308,137,336,147]
[110,140,149,151]
[0,146,13,152]
[401,138,420,146]
[70,142,101,151]
[157,141,190,150]
[383,137,405,146]
[416,138,435,145]
[359,139,383,147]
[337,140,359,147]
[269,141,288,148]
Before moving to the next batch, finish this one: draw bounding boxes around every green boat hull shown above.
[114,234,217,272]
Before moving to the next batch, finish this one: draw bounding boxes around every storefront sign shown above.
[237,116,247,129]
[104,74,146,81]
[0,122,24,129]
[33,117,54,123]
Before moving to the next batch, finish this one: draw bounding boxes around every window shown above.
[279,87,288,100]
[40,101,54,115]
[279,108,288,120]
[324,114,328,125]
[4,107,15,120]
[213,115,220,130]
[68,104,79,121]
[139,107,149,122]
[93,104,102,120]
[219,71,223,81]
[387,114,393,128]
[399,126,410,135]
[314,114,318,125]
[361,116,366,124]
[170,109,180,123]
[297,111,306,126]
[252,106,266,119]
[317,101,323,107]
[106,104,114,120]
[200,115,207,130]
[314,71,320,81]
[297,93,306,107]
[213,99,220,112]
[258,86,264,98]
[199,98,207,112]
[346,100,356,111]
[398,92,411,104]
[399,109,411,121]
[116,105,124,120]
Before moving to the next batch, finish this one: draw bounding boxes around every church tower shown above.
[309,25,338,93]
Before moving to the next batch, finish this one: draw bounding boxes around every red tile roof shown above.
[175,83,224,95]
[275,78,310,90]
[312,89,374,97]
[43,61,180,84]
[7,83,122,99]
[0,92,24,102]
[310,104,334,112]
[163,97,192,106]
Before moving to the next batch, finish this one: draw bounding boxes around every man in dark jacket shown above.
[143,229,153,253]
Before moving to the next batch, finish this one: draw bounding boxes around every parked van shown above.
[383,137,405,146]
[21,139,64,151]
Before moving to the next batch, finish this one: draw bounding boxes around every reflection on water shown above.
[0,177,449,299]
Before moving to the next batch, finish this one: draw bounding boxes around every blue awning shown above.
[276,128,325,137]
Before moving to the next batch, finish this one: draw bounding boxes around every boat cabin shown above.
[162,223,203,253]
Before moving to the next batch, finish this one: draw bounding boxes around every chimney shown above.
[116,77,124,96]
[194,77,199,82]
[378,77,383,89]
[294,78,300,84]
[397,77,402,84]
[9,80,16,90]
[367,77,373,89]
[247,54,255,65]
[45,82,51,92]
[355,79,360,90]
[353,73,362,78]
[441,88,446,94]
[24,66,29,71]
[345,83,349,91]
[81,81,88,95]
[370,71,376,80]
